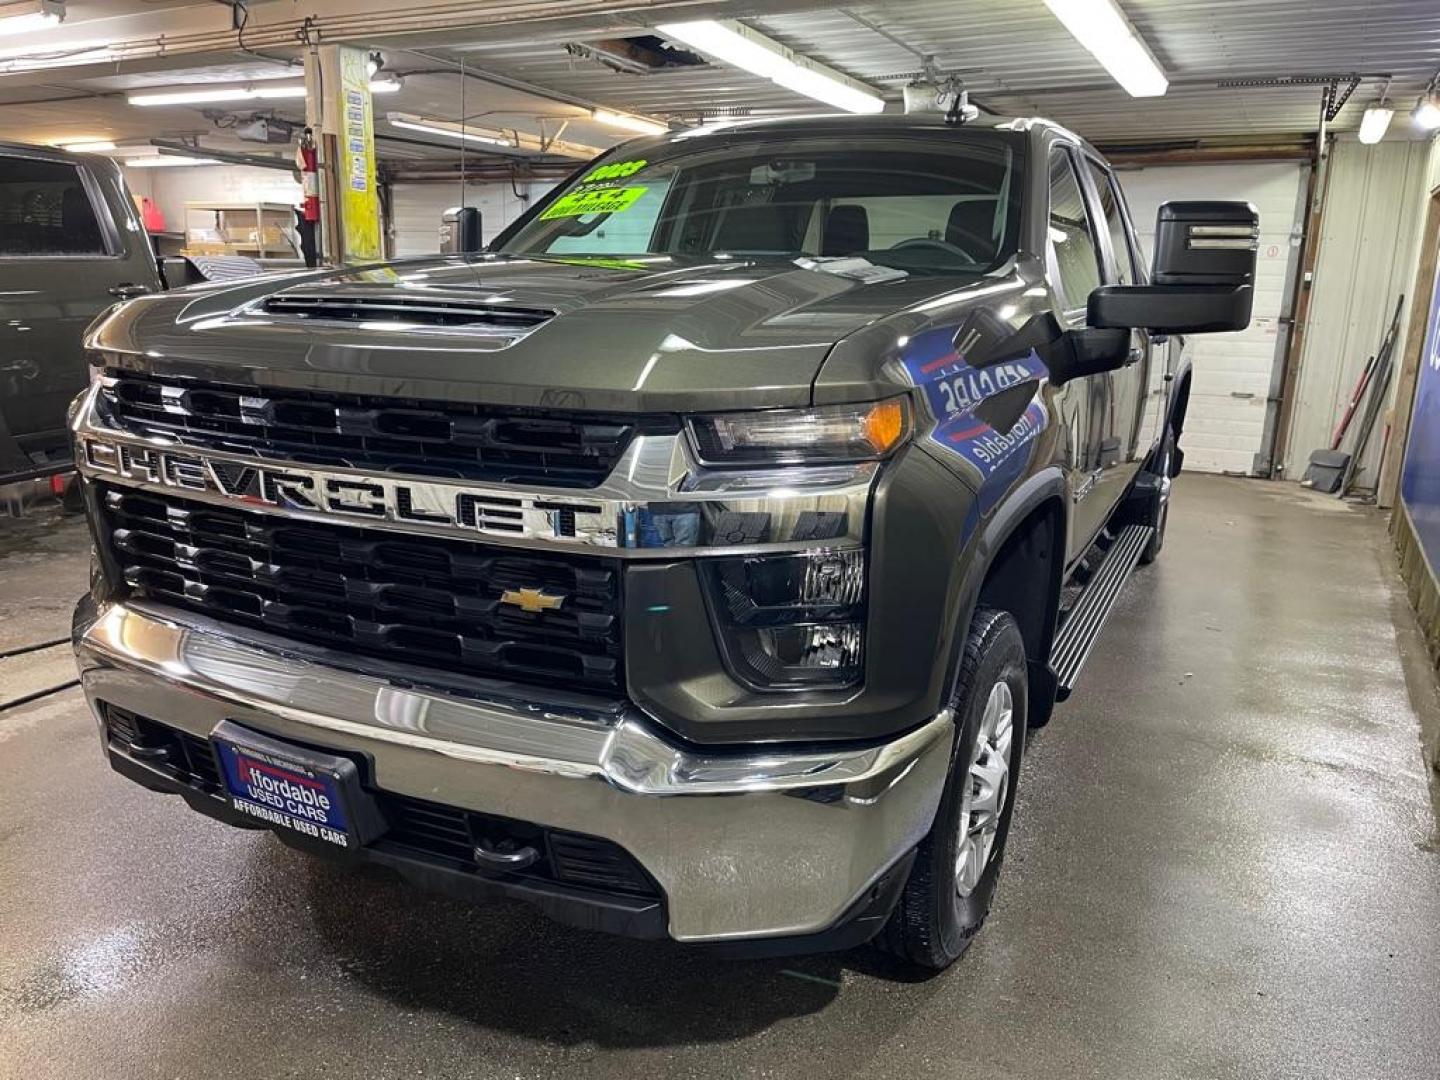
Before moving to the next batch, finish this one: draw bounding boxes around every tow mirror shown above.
[1089,200,1258,334]
[440,206,484,254]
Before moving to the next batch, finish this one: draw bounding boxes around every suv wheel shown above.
[876,607,1028,971]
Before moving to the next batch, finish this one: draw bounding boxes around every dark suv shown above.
[70,114,1256,970]
[0,143,161,483]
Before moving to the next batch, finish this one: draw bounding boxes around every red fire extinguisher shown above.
[296,127,320,267]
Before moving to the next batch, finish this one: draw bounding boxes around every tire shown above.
[876,607,1028,972]
[1139,427,1175,565]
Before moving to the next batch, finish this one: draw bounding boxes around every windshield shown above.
[500,133,1024,276]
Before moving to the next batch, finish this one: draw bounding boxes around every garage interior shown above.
[2,2,1440,1077]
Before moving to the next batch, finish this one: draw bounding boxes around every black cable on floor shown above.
[0,636,70,661]
[0,680,80,714]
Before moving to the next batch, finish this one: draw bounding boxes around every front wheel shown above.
[876,607,1028,971]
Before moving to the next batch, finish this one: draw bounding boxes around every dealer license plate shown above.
[213,728,354,850]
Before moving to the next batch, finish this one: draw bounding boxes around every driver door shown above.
[1081,157,1155,515]
[1043,146,1112,560]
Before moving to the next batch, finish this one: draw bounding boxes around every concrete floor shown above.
[1,475,1438,1080]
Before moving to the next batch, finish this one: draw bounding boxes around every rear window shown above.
[0,156,108,256]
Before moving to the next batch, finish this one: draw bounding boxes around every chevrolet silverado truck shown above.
[70,114,1257,971]
[1,142,163,484]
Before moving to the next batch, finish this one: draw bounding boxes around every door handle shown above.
[108,283,152,300]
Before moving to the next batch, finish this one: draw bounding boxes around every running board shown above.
[1050,524,1153,698]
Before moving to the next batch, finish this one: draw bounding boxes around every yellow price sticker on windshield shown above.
[540,185,648,220]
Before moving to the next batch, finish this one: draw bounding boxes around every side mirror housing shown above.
[440,206,484,253]
[1090,200,1258,334]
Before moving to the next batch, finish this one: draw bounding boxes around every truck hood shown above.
[91,254,981,413]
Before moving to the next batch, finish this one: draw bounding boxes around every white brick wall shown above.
[1118,162,1306,474]
[390,181,556,257]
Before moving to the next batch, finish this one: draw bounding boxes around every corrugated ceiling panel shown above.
[431,0,1440,143]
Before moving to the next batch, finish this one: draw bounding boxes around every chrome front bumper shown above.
[74,600,953,942]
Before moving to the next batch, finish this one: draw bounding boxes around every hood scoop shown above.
[260,291,554,331]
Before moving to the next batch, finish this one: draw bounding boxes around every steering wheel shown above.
[891,236,983,263]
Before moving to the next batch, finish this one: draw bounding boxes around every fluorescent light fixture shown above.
[387,113,602,159]
[389,117,515,148]
[591,108,667,136]
[656,19,884,114]
[55,139,115,152]
[130,80,397,107]
[0,0,63,37]
[1414,90,1440,132]
[124,156,222,168]
[131,87,266,107]
[1041,0,1168,97]
[1358,105,1394,144]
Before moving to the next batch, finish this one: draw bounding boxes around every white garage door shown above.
[1118,162,1307,475]
[390,181,556,258]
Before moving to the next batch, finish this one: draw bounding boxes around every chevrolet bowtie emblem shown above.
[499,587,566,614]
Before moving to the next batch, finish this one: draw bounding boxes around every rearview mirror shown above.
[1089,200,1259,334]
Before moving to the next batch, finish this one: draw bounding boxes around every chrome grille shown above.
[101,485,623,690]
[99,370,675,488]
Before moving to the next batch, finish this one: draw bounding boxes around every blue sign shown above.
[899,324,1049,488]
[1401,266,1440,572]
[215,739,352,848]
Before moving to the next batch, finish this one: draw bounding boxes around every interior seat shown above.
[822,205,869,255]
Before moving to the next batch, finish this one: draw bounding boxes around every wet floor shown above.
[1,476,1437,1079]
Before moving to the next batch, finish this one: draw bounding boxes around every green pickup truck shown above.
[0,142,163,483]
[70,113,1256,970]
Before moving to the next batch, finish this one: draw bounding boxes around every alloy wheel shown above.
[955,680,1015,897]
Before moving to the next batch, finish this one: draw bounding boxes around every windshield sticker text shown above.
[581,159,647,183]
[540,185,649,220]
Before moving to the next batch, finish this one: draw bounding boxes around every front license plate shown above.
[214,732,354,850]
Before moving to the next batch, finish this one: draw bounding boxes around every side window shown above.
[0,156,107,256]
[1086,160,1139,285]
[1046,149,1103,314]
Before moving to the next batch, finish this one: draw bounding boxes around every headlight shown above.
[687,398,910,467]
[703,548,866,689]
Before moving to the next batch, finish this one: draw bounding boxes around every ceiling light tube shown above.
[1358,105,1394,144]
[657,19,884,114]
[1041,0,1168,98]
[130,80,397,107]
[387,113,601,159]
[124,156,222,168]
[0,0,63,38]
[129,87,259,107]
[389,117,515,148]
[55,139,115,152]
[591,108,667,136]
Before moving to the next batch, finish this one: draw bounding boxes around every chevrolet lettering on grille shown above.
[80,436,612,545]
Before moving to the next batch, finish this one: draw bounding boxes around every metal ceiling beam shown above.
[147,138,297,172]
